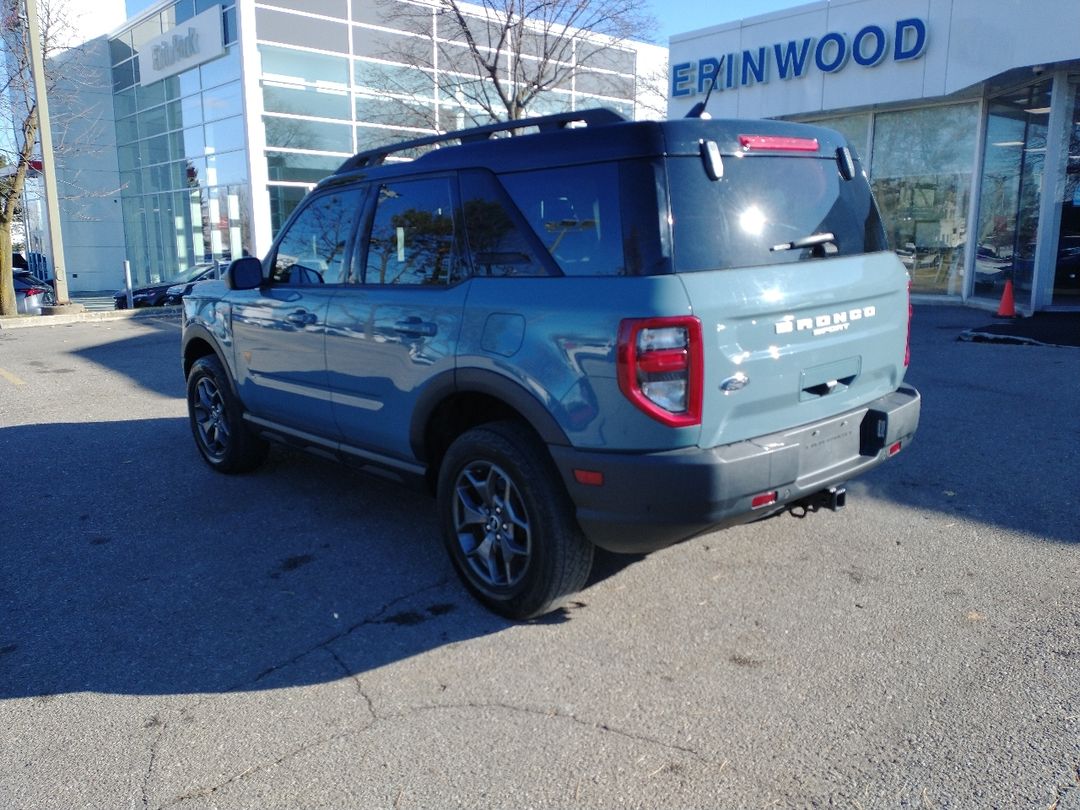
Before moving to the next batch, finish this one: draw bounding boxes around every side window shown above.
[459,171,547,277]
[271,188,361,286]
[364,178,460,285]
[498,162,626,276]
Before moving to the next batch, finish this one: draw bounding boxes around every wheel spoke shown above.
[451,458,531,590]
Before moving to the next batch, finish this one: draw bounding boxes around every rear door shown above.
[326,175,467,461]
[666,148,910,449]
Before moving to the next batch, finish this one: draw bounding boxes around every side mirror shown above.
[227,256,263,290]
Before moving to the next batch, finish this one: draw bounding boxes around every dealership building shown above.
[668,0,1080,313]
[45,0,664,292]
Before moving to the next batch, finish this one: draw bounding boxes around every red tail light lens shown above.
[617,316,703,427]
[24,287,47,296]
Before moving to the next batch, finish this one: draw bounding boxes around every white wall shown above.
[668,0,1080,119]
[50,0,128,291]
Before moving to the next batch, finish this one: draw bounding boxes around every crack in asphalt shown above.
[239,577,453,693]
[389,701,713,763]
[327,647,379,722]
[142,721,165,810]
[152,579,450,807]
[160,730,360,809]
[159,698,714,807]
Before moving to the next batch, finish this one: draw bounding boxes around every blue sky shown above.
[649,0,800,42]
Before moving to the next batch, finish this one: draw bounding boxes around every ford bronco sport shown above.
[182,109,920,619]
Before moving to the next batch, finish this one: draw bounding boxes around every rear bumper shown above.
[549,385,920,553]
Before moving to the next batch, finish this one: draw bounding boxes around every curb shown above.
[0,305,182,330]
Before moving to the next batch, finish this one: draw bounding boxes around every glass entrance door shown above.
[973,81,1052,307]
[1053,84,1080,304]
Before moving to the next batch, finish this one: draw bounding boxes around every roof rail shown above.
[335,107,627,174]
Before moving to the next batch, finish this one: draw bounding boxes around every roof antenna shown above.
[686,56,723,119]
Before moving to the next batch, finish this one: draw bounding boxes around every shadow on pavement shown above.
[854,305,1078,546]
[0,416,637,700]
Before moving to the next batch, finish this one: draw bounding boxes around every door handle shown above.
[285,309,318,326]
[393,317,437,337]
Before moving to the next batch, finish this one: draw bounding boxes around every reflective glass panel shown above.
[266,151,343,183]
[203,116,245,154]
[265,116,352,153]
[872,102,979,295]
[974,82,1051,303]
[365,178,459,285]
[202,81,242,122]
[1053,83,1080,304]
[500,163,627,276]
[259,44,349,88]
[264,82,351,120]
[272,188,363,285]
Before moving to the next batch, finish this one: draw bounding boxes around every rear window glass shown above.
[668,155,887,272]
[499,163,627,276]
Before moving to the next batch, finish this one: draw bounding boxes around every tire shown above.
[186,355,268,473]
[437,420,593,620]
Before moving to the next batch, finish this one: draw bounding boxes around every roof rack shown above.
[335,107,627,174]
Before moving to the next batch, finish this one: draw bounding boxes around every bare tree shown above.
[0,0,99,316]
[366,0,657,130]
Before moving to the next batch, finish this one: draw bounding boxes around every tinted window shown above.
[364,178,460,285]
[460,172,546,277]
[668,155,887,272]
[499,163,626,276]
[271,189,362,285]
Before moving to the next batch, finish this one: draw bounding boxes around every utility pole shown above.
[24,0,76,308]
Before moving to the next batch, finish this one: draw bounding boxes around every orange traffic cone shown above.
[996,279,1017,318]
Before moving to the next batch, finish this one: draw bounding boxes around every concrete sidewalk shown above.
[0,302,180,330]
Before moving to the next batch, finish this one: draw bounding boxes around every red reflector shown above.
[739,134,820,152]
[636,347,688,374]
[888,441,902,457]
[573,469,604,486]
[751,491,778,509]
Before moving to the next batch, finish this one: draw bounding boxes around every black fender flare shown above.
[409,368,571,462]
[181,325,242,400]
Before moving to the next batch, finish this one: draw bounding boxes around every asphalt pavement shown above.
[0,307,1077,808]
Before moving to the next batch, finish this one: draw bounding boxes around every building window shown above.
[870,102,979,296]
[974,81,1052,305]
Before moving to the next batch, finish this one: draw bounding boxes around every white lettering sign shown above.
[137,6,224,87]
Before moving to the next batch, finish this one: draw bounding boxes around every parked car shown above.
[163,262,227,305]
[13,269,55,315]
[181,109,920,619]
[114,263,222,309]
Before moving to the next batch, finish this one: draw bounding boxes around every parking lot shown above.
[1,306,1077,808]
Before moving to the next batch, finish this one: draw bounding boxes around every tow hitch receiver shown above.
[788,485,847,518]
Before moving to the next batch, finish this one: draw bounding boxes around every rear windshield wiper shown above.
[771,232,838,255]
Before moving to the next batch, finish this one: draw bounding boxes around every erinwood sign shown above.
[137,6,224,87]
[671,17,928,98]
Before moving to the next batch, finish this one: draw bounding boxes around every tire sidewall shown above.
[186,355,256,472]
[437,423,583,618]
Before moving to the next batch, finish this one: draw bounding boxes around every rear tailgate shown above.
[664,127,911,450]
[679,253,910,448]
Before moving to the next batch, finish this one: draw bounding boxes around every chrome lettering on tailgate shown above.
[774,306,876,337]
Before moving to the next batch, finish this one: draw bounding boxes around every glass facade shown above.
[256,0,640,232]
[107,0,651,280]
[871,103,979,296]
[110,2,244,285]
[812,104,978,297]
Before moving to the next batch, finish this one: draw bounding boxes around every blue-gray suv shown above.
[182,109,920,619]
